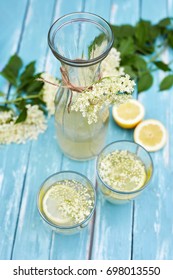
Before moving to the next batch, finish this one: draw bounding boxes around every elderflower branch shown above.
[0,72,59,144]
[0,94,42,105]
[71,74,135,124]
[0,105,47,144]
[70,47,135,124]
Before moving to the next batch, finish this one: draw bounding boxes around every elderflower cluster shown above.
[100,47,124,77]
[0,105,47,144]
[98,150,146,191]
[71,75,135,124]
[40,72,59,115]
[49,180,95,224]
[0,110,13,125]
[71,47,135,124]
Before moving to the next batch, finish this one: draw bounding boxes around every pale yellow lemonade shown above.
[40,180,95,227]
[55,92,109,160]
[98,150,148,203]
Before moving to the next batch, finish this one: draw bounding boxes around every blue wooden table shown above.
[0,0,173,260]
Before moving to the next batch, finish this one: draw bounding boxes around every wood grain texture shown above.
[45,0,85,78]
[0,0,56,260]
[46,0,96,260]
[0,0,30,260]
[133,0,173,260]
[0,0,173,260]
[0,0,28,91]
[86,0,140,260]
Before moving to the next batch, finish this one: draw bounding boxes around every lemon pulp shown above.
[112,100,145,129]
[134,119,167,152]
[98,150,146,192]
[42,180,94,227]
[117,102,141,120]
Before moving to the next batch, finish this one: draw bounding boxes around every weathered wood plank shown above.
[45,0,85,78]
[48,0,98,260]
[109,0,140,25]
[0,0,56,260]
[0,0,29,260]
[84,0,140,260]
[13,0,88,260]
[132,0,173,259]
[12,119,62,260]
[1,0,172,261]
[0,0,28,91]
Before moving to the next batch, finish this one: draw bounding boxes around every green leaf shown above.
[15,107,27,123]
[20,61,35,82]
[0,54,23,86]
[153,61,171,71]
[158,17,171,27]
[18,61,36,92]
[168,31,173,48]
[30,97,47,107]
[137,72,153,93]
[26,80,44,93]
[0,91,5,97]
[111,24,135,38]
[0,105,10,112]
[132,55,147,71]
[159,75,173,91]
[18,78,43,94]
[120,25,135,37]
[135,20,151,45]
[123,65,137,79]
[149,25,160,41]
[119,37,134,57]
[122,55,147,73]
[110,25,122,39]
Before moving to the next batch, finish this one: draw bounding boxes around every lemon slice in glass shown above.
[134,119,167,152]
[99,150,147,192]
[112,100,145,129]
[42,184,73,226]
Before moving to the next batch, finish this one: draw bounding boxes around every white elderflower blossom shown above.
[71,47,135,124]
[40,72,59,115]
[101,47,124,77]
[71,74,135,124]
[0,110,13,125]
[0,105,47,144]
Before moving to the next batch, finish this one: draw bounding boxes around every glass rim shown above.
[48,12,114,67]
[37,170,96,230]
[96,140,154,195]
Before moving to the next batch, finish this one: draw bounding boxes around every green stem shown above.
[0,94,41,105]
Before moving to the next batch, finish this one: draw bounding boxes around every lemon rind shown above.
[134,119,167,152]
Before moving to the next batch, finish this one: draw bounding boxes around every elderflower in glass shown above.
[37,171,96,234]
[97,141,153,204]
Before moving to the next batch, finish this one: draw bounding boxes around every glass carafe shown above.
[48,12,113,160]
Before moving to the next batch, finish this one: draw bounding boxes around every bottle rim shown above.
[48,12,114,67]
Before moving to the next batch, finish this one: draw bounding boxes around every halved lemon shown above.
[112,100,145,129]
[134,119,167,152]
[42,185,72,226]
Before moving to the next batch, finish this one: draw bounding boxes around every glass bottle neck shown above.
[61,62,101,88]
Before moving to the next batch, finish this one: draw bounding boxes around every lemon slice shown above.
[134,119,167,152]
[112,100,145,129]
[99,150,146,192]
[42,185,73,226]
